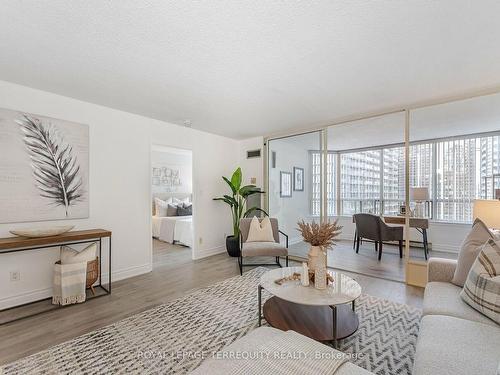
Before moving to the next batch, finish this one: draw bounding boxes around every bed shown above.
[152,193,193,248]
[152,215,193,247]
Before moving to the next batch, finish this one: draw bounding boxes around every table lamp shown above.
[473,199,500,229]
[410,187,429,217]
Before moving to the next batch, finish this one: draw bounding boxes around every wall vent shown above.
[246,149,261,159]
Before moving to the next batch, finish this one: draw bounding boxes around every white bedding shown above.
[152,215,193,247]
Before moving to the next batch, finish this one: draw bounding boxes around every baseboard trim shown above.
[193,245,226,260]
[0,263,152,310]
[288,236,302,246]
[0,287,53,310]
[101,263,152,283]
[430,244,459,254]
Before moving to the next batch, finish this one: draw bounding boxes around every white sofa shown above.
[193,258,500,374]
[412,257,500,375]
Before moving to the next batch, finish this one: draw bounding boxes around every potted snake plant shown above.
[213,167,266,256]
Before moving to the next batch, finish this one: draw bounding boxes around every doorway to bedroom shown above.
[151,145,194,269]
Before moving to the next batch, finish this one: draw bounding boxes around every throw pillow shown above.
[60,243,97,264]
[155,197,172,216]
[173,197,190,205]
[246,216,275,242]
[460,238,500,324]
[177,204,192,216]
[166,204,178,216]
[452,218,495,287]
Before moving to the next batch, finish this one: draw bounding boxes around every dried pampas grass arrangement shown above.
[297,219,343,249]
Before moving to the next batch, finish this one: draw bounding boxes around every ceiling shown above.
[1,1,500,139]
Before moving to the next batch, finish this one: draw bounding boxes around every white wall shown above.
[238,137,264,188]
[0,80,238,309]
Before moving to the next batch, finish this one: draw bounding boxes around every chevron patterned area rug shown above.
[2,267,421,375]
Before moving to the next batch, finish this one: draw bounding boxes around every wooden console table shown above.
[0,229,112,325]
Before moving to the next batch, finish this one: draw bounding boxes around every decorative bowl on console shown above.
[10,225,75,238]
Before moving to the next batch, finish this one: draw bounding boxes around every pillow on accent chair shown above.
[460,238,500,324]
[452,218,495,287]
[246,216,274,242]
[60,243,97,264]
[155,197,173,216]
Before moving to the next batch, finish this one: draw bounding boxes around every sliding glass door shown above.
[267,131,323,259]
[325,113,407,281]
[265,91,500,286]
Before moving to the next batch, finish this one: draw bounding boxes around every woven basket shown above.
[86,257,99,295]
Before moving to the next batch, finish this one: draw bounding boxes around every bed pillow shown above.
[460,238,500,324]
[177,204,192,216]
[452,218,495,287]
[155,197,173,216]
[61,243,97,264]
[246,216,274,242]
[166,204,178,216]
[173,197,190,205]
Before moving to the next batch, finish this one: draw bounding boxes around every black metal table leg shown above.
[422,229,428,260]
[331,305,337,348]
[258,284,262,326]
[352,300,355,311]
[108,236,112,293]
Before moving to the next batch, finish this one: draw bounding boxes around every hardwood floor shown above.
[153,239,191,268]
[290,239,457,282]
[0,246,424,366]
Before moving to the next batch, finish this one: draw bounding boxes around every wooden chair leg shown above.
[239,256,243,275]
[356,236,360,253]
[90,285,95,296]
[286,256,288,267]
[378,242,383,261]
[374,241,378,252]
[399,240,403,258]
[353,230,357,249]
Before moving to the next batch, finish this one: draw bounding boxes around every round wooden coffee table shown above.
[258,267,362,344]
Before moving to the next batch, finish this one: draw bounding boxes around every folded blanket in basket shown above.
[52,261,87,305]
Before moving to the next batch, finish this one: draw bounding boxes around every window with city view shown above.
[311,133,500,223]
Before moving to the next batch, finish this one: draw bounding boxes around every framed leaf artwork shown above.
[0,108,89,223]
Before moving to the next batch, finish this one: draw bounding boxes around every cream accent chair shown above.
[238,218,288,275]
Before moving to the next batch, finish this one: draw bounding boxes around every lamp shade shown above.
[473,199,500,229]
[410,187,429,202]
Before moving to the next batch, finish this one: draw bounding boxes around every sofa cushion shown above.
[460,238,500,324]
[242,241,287,257]
[423,281,498,326]
[191,327,372,375]
[452,218,494,287]
[413,315,500,375]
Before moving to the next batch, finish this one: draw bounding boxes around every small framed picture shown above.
[152,168,161,177]
[293,167,304,191]
[280,171,292,198]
